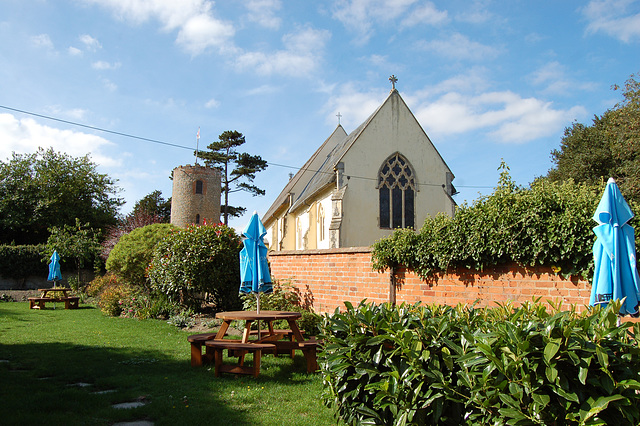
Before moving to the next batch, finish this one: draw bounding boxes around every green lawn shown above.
[0,302,337,425]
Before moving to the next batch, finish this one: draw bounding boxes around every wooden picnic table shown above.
[215,310,305,343]
[39,288,72,298]
[200,310,318,376]
[30,288,79,309]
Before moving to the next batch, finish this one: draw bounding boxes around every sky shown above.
[1,0,639,232]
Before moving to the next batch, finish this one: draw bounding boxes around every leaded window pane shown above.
[379,187,390,228]
[392,187,403,228]
[405,187,414,229]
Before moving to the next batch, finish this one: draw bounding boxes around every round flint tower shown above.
[170,164,221,227]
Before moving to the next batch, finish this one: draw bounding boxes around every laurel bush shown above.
[319,300,640,425]
[147,223,242,312]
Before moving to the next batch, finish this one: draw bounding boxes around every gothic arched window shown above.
[378,153,415,229]
[195,180,203,194]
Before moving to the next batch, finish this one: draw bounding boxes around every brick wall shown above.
[268,247,592,314]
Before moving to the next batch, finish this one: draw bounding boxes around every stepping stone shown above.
[68,382,92,387]
[112,421,153,426]
[92,389,117,395]
[112,401,147,409]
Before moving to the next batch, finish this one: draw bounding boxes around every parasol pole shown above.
[256,293,261,340]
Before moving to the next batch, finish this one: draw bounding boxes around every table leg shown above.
[215,320,231,340]
[242,320,253,343]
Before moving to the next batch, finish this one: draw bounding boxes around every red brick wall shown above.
[268,247,592,314]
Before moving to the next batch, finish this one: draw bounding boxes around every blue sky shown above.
[1,0,639,231]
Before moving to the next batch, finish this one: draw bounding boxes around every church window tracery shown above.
[378,153,415,229]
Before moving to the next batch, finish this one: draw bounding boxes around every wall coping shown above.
[268,246,372,256]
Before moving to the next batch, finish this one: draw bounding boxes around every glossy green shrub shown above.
[106,223,177,286]
[147,223,242,312]
[319,300,640,425]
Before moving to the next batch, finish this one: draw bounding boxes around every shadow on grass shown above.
[0,341,251,425]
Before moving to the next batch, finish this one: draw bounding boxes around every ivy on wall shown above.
[372,166,638,281]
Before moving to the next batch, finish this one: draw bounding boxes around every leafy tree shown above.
[132,190,171,223]
[196,130,268,224]
[46,219,101,285]
[0,148,123,244]
[547,72,640,204]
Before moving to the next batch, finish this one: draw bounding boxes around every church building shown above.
[263,78,457,251]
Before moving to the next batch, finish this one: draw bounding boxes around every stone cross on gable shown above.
[389,75,398,90]
[336,112,342,125]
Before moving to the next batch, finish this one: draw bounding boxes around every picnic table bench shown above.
[205,340,275,378]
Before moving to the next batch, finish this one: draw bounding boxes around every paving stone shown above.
[112,401,147,409]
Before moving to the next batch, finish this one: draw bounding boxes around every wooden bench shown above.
[271,338,321,373]
[29,297,53,309]
[187,333,218,367]
[204,340,275,378]
[63,296,80,309]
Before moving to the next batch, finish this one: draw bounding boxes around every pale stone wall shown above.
[340,93,454,247]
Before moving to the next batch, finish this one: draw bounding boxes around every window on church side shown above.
[378,153,415,229]
[318,204,325,241]
[195,180,203,194]
[195,214,200,225]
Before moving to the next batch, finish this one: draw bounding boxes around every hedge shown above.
[0,244,46,280]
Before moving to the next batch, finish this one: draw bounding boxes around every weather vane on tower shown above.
[389,75,398,90]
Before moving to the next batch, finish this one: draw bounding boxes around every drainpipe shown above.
[389,266,396,306]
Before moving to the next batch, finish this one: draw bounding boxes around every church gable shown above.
[264,83,456,251]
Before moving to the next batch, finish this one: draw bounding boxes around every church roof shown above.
[262,124,348,223]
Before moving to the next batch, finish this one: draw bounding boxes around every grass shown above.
[0,302,337,425]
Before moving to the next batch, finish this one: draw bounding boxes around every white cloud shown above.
[0,113,120,168]
[528,62,597,95]
[323,83,386,128]
[243,85,279,96]
[332,0,448,42]
[414,90,587,143]
[235,26,330,76]
[68,46,83,56]
[176,12,236,56]
[43,106,88,121]
[205,98,220,108]
[82,0,235,55]
[416,33,501,61]
[92,60,122,70]
[79,34,102,51]
[101,78,118,91]
[401,2,448,27]
[583,0,640,42]
[31,34,54,49]
[245,0,282,29]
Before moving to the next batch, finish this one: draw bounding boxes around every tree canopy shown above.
[196,130,268,224]
[0,148,123,244]
[546,72,640,204]
[132,190,171,223]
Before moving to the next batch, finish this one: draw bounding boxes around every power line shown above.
[0,104,494,190]
[0,105,192,151]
